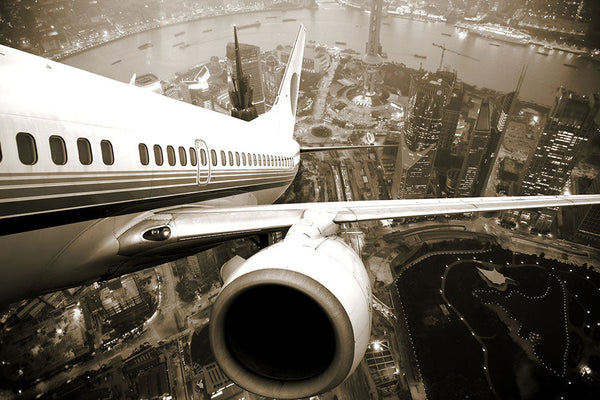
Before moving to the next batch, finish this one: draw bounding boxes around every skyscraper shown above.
[405,71,455,151]
[226,41,266,115]
[456,98,492,197]
[563,173,600,248]
[480,65,527,195]
[438,83,464,151]
[394,70,456,198]
[520,88,600,196]
[493,65,526,134]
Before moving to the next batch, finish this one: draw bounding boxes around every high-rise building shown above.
[493,65,526,134]
[520,88,600,196]
[565,173,600,248]
[480,66,527,195]
[181,65,213,109]
[226,41,265,114]
[456,99,492,197]
[394,70,456,198]
[439,83,464,151]
[405,71,455,151]
[261,53,284,107]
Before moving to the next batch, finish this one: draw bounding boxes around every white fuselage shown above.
[0,43,300,303]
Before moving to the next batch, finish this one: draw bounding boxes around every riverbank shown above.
[56,4,312,62]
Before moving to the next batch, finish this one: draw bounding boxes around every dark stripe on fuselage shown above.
[0,180,291,236]
[0,169,291,187]
[0,172,295,216]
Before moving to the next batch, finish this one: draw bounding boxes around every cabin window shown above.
[199,149,206,166]
[241,152,246,166]
[220,150,226,166]
[77,138,92,165]
[179,147,187,166]
[267,155,271,167]
[253,154,257,166]
[154,145,163,166]
[190,147,198,166]
[139,144,149,165]
[0,141,2,162]
[167,145,176,166]
[101,140,114,165]
[16,132,38,165]
[211,150,217,166]
[49,135,67,165]
[228,151,234,166]
[235,152,240,166]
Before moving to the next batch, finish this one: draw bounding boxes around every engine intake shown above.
[209,236,371,399]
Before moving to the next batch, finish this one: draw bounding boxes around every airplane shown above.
[1,25,600,399]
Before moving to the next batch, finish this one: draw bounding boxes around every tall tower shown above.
[455,98,492,197]
[226,38,265,115]
[363,0,384,95]
[520,88,600,196]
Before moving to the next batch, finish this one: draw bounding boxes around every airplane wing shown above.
[116,194,600,255]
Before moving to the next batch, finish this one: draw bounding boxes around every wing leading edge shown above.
[116,195,600,256]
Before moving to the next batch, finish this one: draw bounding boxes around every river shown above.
[61,2,600,106]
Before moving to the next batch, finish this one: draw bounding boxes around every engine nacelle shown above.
[209,236,371,399]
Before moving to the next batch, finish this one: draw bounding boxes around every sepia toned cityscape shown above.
[1,0,600,399]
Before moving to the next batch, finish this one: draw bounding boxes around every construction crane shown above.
[432,43,479,71]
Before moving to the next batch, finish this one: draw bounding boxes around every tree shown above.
[175,279,197,303]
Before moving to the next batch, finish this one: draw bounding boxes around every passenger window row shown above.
[3,133,295,170]
[138,144,198,167]
[11,132,114,166]
[209,149,293,168]
[139,143,293,169]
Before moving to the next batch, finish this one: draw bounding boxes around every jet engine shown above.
[209,231,371,399]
